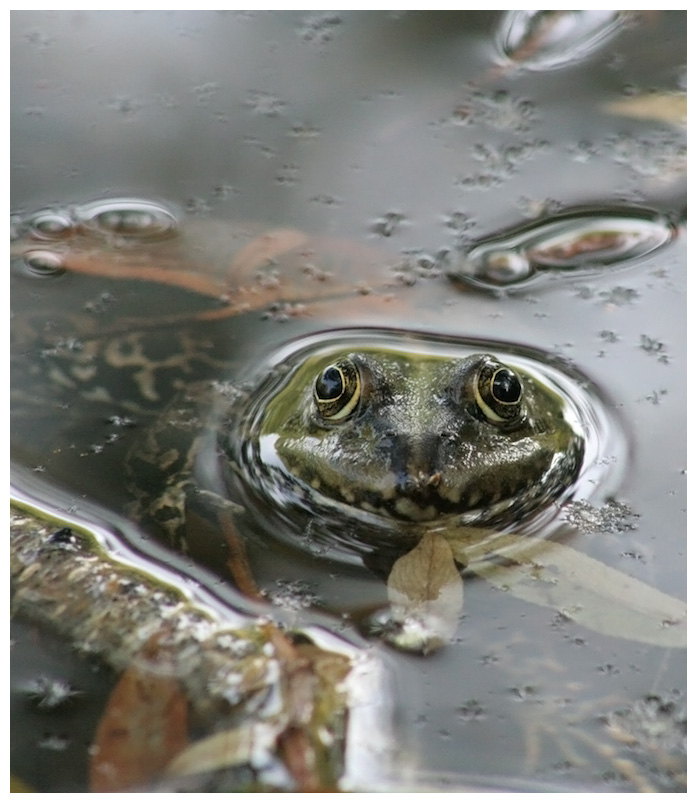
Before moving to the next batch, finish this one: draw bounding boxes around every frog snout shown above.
[388,432,449,497]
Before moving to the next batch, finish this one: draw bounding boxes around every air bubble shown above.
[495,10,628,72]
[22,250,65,277]
[451,208,676,291]
[24,210,76,240]
[473,251,533,287]
[74,198,178,240]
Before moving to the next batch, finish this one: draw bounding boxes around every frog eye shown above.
[474,358,523,424]
[314,359,361,421]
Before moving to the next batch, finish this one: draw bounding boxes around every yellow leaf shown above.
[469,538,686,648]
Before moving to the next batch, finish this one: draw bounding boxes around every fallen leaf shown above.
[387,532,464,653]
[165,722,278,779]
[460,537,686,648]
[90,652,189,792]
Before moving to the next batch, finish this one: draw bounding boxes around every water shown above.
[11,10,686,792]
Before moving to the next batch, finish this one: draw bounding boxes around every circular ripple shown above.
[215,328,627,566]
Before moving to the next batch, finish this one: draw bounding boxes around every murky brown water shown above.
[11,11,686,791]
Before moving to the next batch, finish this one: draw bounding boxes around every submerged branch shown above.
[10,504,375,790]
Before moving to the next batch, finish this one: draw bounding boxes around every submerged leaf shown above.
[89,656,189,792]
[462,538,686,648]
[604,93,687,127]
[386,532,464,653]
[166,723,278,779]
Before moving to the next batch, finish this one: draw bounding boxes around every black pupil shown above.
[492,369,521,403]
[316,366,343,400]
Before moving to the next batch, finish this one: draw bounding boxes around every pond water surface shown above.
[11,11,686,792]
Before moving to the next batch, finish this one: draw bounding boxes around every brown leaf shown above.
[387,532,464,653]
[90,655,189,792]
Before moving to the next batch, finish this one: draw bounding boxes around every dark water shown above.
[11,11,686,791]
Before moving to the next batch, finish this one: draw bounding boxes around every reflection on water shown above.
[11,9,685,793]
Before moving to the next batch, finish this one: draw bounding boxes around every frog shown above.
[249,346,584,528]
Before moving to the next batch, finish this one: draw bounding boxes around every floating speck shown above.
[452,90,537,133]
[261,302,308,323]
[459,139,549,189]
[275,163,299,186]
[639,334,669,363]
[245,89,286,117]
[38,733,71,751]
[184,197,213,215]
[265,579,321,611]
[309,193,342,207]
[212,183,238,200]
[191,81,219,104]
[106,415,137,428]
[457,699,487,721]
[287,122,321,139]
[563,499,638,534]
[371,211,406,238]
[598,286,640,307]
[23,676,82,710]
[298,13,343,44]
[644,389,668,405]
[83,291,117,315]
[516,196,563,219]
[391,249,448,285]
[107,95,142,115]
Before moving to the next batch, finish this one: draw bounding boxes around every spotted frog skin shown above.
[255,347,585,527]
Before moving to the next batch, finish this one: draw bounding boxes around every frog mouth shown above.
[358,448,584,525]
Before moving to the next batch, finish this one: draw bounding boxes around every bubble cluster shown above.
[74,198,178,239]
[13,198,180,279]
[16,197,178,245]
[450,207,675,291]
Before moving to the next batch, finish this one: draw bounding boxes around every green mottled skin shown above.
[260,348,584,526]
